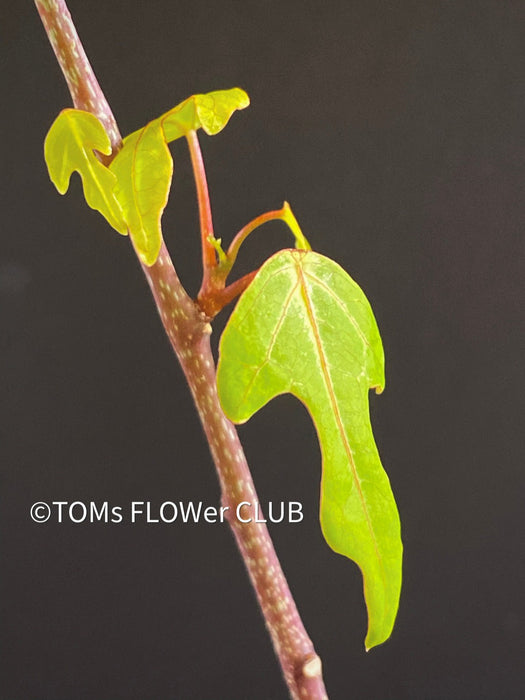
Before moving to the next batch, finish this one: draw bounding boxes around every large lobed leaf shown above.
[217,249,402,649]
[44,109,127,234]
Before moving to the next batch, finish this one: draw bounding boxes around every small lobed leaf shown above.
[161,88,250,142]
[109,122,172,266]
[44,90,249,266]
[121,88,250,145]
[107,88,249,266]
[217,249,402,650]
[44,109,127,234]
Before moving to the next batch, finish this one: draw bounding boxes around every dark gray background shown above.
[2,1,524,698]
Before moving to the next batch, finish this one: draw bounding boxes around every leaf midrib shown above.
[295,260,387,600]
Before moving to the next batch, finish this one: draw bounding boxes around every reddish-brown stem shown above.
[34,2,329,698]
[198,201,308,317]
[186,130,217,294]
[227,200,311,268]
[34,0,121,157]
[228,204,289,264]
[199,269,258,318]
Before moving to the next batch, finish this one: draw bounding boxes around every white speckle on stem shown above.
[302,656,322,679]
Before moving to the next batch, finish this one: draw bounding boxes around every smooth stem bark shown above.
[186,130,217,286]
[34,2,328,698]
[227,201,311,262]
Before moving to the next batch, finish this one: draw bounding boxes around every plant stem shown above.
[227,201,311,264]
[144,250,328,700]
[186,130,217,293]
[227,204,289,263]
[34,0,120,160]
[34,2,329,697]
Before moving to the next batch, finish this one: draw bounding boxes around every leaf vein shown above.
[296,262,387,599]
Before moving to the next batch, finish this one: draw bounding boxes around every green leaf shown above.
[107,88,249,265]
[109,122,172,266]
[121,88,250,146]
[217,249,402,650]
[160,88,250,142]
[43,91,248,265]
[44,109,127,234]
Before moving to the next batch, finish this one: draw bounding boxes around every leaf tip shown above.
[236,87,251,109]
[364,627,390,652]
